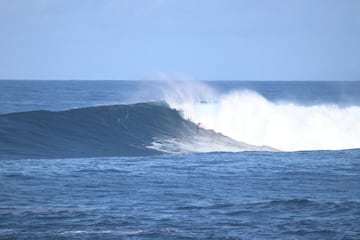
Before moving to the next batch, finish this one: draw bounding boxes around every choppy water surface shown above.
[1,150,359,239]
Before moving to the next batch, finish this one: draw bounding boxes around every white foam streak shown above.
[165,81,360,151]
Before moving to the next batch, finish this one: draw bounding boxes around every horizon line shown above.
[1,79,359,82]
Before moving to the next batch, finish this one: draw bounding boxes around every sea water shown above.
[0,80,359,239]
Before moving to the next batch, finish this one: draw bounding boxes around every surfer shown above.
[196,122,201,133]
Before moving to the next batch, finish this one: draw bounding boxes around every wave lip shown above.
[0,102,271,160]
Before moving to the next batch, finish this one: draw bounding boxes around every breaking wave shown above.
[0,102,271,160]
[165,81,360,151]
[1,80,359,160]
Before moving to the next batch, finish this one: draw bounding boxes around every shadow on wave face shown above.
[0,102,273,160]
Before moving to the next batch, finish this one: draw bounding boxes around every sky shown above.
[0,0,359,80]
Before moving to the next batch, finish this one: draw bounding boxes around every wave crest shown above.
[0,102,271,160]
[167,85,360,151]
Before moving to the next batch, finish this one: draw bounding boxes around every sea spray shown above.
[165,81,360,151]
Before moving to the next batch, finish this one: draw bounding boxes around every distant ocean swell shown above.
[0,102,270,160]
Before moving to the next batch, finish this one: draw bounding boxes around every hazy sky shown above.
[0,0,359,80]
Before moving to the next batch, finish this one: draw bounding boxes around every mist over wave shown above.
[1,80,359,157]
[164,81,360,151]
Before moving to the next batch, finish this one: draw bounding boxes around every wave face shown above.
[0,102,271,160]
[165,82,360,151]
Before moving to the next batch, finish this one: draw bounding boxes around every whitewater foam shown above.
[165,82,360,151]
[147,132,274,154]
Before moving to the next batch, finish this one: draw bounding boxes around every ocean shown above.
[0,80,359,239]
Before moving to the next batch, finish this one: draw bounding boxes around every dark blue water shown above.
[0,80,359,239]
[1,151,359,239]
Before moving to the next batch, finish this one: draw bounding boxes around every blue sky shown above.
[0,0,359,80]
